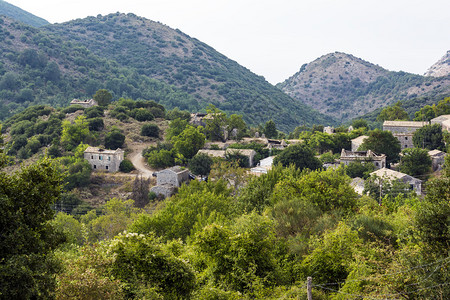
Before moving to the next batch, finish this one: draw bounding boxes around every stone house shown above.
[428,149,447,171]
[70,98,98,108]
[370,168,422,195]
[225,148,257,167]
[197,149,226,158]
[151,166,190,198]
[155,166,190,187]
[383,121,428,149]
[431,114,450,131]
[340,149,386,169]
[351,135,368,152]
[250,156,275,175]
[323,126,335,134]
[190,113,207,127]
[197,148,257,167]
[84,147,124,172]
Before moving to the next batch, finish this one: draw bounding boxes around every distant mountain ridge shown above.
[277,52,450,122]
[0,0,49,27]
[425,50,450,77]
[42,13,332,131]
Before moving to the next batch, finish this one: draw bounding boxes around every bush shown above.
[119,159,135,173]
[133,109,154,122]
[88,117,104,131]
[141,123,159,138]
[105,130,125,149]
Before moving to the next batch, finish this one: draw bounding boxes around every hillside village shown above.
[1,1,450,299]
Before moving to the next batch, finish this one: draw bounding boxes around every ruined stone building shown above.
[84,147,124,172]
[431,114,450,131]
[70,98,98,108]
[340,149,386,169]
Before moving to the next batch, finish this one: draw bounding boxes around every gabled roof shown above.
[370,168,421,182]
[84,147,123,154]
[351,135,368,143]
[428,149,446,157]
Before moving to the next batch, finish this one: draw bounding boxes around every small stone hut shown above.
[151,166,190,198]
[84,147,124,172]
[428,149,447,171]
[70,98,98,108]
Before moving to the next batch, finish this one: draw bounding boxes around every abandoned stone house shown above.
[197,148,257,167]
[382,121,428,149]
[431,114,450,131]
[323,126,335,134]
[428,149,447,171]
[370,168,422,195]
[150,166,190,198]
[70,98,98,108]
[351,135,368,152]
[84,147,124,172]
[340,149,386,169]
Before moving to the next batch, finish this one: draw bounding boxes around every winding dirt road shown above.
[127,143,155,178]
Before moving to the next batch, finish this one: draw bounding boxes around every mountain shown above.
[425,50,450,77]
[277,52,450,122]
[42,13,332,131]
[0,0,49,27]
[0,15,201,120]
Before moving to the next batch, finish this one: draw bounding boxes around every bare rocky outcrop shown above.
[424,50,450,77]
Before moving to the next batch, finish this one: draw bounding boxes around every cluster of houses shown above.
[79,98,448,199]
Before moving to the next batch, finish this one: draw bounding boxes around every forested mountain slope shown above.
[43,13,332,131]
[277,52,450,122]
[0,0,49,27]
[0,15,207,120]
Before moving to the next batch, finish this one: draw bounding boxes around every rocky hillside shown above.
[42,13,332,131]
[0,0,49,27]
[425,50,450,77]
[277,52,450,122]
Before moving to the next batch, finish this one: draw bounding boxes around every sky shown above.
[5,0,450,84]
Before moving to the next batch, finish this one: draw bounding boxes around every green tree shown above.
[415,177,450,252]
[273,144,321,171]
[414,105,435,121]
[108,232,195,299]
[105,129,125,149]
[60,115,92,151]
[93,89,112,106]
[119,159,135,173]
[345,161,375,179]
[166,118,188,141]
[434,97,450,116]
[204,104,228,142]
[352,119,368,129]
[377,101,409,121]
[359,129,401,166]
[399,148,432,177]
[193,213,280,293]
[228,114,247,140]
[141,123,159,138]
[188,153,213,176]
[0,158,65,299]
[412,123,445,150]
[172,125,205,160]
[264,119,278,139]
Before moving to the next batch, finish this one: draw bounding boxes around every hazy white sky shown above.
[5,0,450,84]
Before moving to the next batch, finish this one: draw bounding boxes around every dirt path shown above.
[127,142,156,178]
